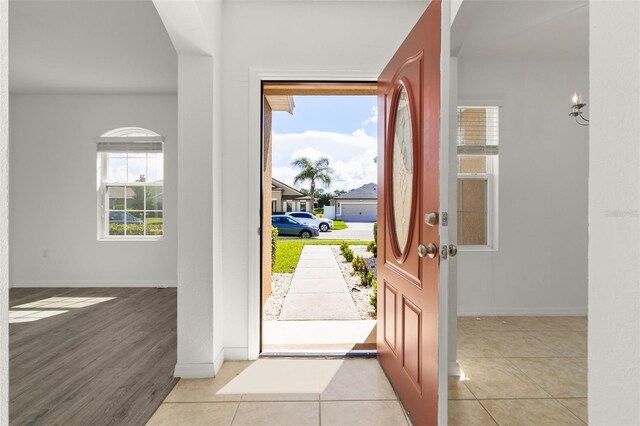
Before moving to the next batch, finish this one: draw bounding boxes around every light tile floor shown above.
[148,316,587,425]
[147,358,410,426]
[449,316,588,426]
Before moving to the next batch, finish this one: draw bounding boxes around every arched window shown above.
[100,127,160,138]
[96,127,164,239]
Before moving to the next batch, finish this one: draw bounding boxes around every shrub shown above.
[373,221,378,244]
[271,227,279,267]
[352,256,368,275]
[367,241,377,257]
[339,241,354,262]
[313,207,324,216]
[107,224,163,236]
[360,270,375,287]
[339,241,349,254]
[343,248,354,263]
[370,278,378,311]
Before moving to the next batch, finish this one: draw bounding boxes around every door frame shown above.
[247,67,379,359]
[439,1,453,424]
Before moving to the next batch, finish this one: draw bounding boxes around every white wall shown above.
[456,56,589,315]
[589,1,640,422]
[153,0,224,378]
[0,0,8,421]
[220,1,427,357]
[9,95,178,287]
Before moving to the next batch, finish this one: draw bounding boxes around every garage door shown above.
[340,203,377,222]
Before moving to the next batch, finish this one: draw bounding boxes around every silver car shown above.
[286,212,334,232]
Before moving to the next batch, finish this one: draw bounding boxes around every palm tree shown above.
[291,156,333,210]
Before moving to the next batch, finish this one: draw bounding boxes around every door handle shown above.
[448,244,458,257]
[418,243,438,259]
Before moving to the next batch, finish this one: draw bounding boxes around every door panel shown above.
[377,2,441,425]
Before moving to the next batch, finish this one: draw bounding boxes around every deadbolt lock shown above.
[425,212,438,227]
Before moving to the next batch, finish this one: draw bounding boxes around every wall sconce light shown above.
[569,92,589,126]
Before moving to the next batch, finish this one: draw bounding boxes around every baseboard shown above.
[213,348,225,376]
[174,362,216,378]
[458,307,587,316]
[11,280,177,288]
[448,361,461,377]
[225,347,248,360]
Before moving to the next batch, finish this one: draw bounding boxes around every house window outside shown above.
[97,128,164,239]
[457,106,499,248]
[286,201,293,212]
[300,201,307,212]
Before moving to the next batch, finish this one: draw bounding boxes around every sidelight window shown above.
[457,106,499,248]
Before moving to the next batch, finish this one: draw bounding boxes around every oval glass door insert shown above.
[391,85,414,255]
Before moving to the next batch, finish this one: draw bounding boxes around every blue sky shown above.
[272,96,378,192]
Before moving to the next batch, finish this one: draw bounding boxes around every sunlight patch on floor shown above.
[216,359,345,395]
[12,296,116,309]
[9,309,68,323]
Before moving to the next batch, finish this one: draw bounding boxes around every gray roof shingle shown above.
[335,183,377,200]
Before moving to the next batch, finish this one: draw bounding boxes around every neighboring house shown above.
[271,178,311,212]
[331,182,377,222]
[106,186,135,209]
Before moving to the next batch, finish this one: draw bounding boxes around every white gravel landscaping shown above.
[331,245,377,320]
[263,272,293,321]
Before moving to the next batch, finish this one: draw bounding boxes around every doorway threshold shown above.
[260,349,377,358]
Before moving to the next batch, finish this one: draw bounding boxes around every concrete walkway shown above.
[279,245,359,320]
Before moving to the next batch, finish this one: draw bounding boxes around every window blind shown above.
[457,106,499,155]
[96,136,164,154]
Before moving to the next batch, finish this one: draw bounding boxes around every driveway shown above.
[318,221,375,241]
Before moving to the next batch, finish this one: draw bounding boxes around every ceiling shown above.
[452,0,588,59]
[9,0,177,94]
[8,0,587,94]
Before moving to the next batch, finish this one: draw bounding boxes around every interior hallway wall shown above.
[589,1,640,422]
[0,0,8,421]
[9,95,178,287]
[220,1,427,358]
[456,56,588,315]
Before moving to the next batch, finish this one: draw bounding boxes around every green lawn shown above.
[332,220,347,230]
[273,239,372,273]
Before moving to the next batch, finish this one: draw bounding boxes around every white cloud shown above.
[272,129,377,192]
[362,105,378,126]
[289,147,334,163]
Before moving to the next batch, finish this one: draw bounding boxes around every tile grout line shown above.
[475,399,501,426]
[229,399,241,426]
[554,398,588,425]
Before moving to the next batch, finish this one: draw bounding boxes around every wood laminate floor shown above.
[9,287,177,426]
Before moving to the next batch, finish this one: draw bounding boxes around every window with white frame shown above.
[457,106,499,248]
[97,127,164,239]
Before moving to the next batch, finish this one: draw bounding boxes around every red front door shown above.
[377,2,441,424]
